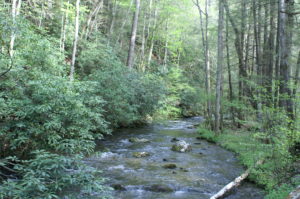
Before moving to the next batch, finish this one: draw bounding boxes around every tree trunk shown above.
[226,16,235,125]
[127,0,140,69]
[115,0,134,47]
[147,3,158,66]
[194,0,212,127]
[10,0,22,58]
[83,0,103,40]
[163,19,169,69]
[265,0,276,105]
[70,0,80,81]
[293,51,300,116]
[109,0,117,36]
[278,0,294,119]
[215,0,224,133]
[210,160,264,199]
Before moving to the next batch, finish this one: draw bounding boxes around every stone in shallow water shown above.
[145,184,173,192]
[112,184,126,191]
[128,138,150,143]
[171,140,192,152]
[171,137,180,142]
[132,152,150,158]
[163,163,177,169]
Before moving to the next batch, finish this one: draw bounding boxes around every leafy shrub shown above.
[154,67,203,119]
[0,17,110,198]
[0,151,111,199]
[0,73,109,158]
[78,41,164,128]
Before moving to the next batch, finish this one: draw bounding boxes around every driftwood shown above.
[210,160,264,199]
[286,186,300,199]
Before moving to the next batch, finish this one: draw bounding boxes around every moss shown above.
[197,127,218,143]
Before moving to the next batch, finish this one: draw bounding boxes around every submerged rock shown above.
[171,137,180,142]
[145,184,173,192]
[180,167,189,172]
[163,163,177,169]
[112,184,126,191]
[132,152,150,158]
[171,140,192,152]
[129,138,150,143]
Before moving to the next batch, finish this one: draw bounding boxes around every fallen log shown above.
[210,160,264,199]
[285,186,300,199]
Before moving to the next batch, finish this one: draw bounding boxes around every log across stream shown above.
[86,117,265,199]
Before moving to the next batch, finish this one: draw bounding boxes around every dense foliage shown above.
[0,0,299,198]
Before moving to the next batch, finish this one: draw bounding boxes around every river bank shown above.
[197,124,300,199]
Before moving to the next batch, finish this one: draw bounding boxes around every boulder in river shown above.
[132,152,150,158]
[171,140,192,152]
[129,138,150,143]
[163,163,177,169]
[171,137,180,142]
[145,184,173,192]
[112,184,126,191]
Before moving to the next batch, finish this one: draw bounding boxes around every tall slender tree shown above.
[70,0,80,81]
[215,0,224,132]
[278,0,294,119]
[127,0,140,68]
[10,0,22,57]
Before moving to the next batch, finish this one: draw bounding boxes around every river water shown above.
[87,117,265,199]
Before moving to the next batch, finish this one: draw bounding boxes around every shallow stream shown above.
[87,117,265,199]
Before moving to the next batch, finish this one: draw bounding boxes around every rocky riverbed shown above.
[86,117,265,199]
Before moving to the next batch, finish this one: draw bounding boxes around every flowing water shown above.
[86,117,265,199]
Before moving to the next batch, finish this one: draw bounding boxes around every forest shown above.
[0,0,299,198]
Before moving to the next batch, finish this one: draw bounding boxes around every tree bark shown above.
[210,160,264,199]
[83,0,103,40]
[10,0,22,58]
[115,0,134,47]
[147,3,158,66]
[127,0,140,69]
[215,0,224,133]
[226,16,235,125]
[194,0,212,127]
[278,0,294,119]
[109,0,117,36]
[70,0,80,81]
[163,19,169,69]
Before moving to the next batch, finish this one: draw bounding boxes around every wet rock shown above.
[129,138,150,143]
[194,143,201,145]
[180,167,189,172]
[132,152,150,158]
[163,158,168,162]
[196,137,203,140]
[163,163,177,169]
[112,184,126,191]
[171,140,192,152]
[172,171,177,174]
[193,123,201,128]
[146,184,173,192]
[171,137,180,142]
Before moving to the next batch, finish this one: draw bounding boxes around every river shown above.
[86,117,265,199]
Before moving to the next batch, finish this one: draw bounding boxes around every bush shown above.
[0,17,110,198]
[78,41,165,128]
[0,151,111,199]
